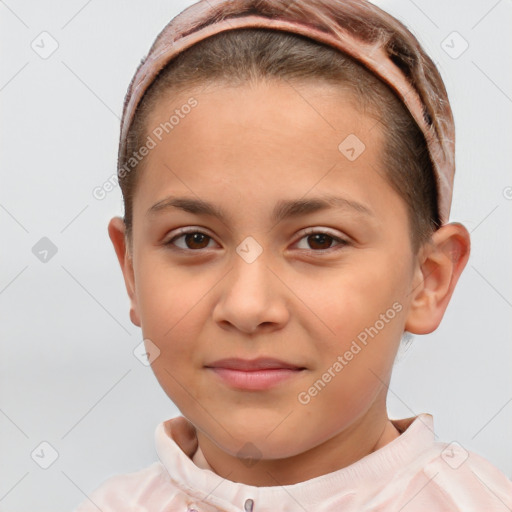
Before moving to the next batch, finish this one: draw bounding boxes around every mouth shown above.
[205,358,307,391]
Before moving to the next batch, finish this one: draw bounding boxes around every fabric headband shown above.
[118,0,455,224]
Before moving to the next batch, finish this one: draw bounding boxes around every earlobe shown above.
[107,216,141,327]
[405,223,470,334]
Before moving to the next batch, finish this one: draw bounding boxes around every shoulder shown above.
[71,461,186,511]
[383,442,512,511]
[428,443,512,507]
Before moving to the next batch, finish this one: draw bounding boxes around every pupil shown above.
[309,234,331,249]
[186,233,208,249]
[183,233,333,250]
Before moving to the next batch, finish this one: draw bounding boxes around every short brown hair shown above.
[121,1,447,252]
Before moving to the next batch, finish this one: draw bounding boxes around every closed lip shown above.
[205,357,305,371]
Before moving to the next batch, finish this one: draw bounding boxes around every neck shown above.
[195,404,401,486]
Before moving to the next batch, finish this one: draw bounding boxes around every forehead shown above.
[145,79,377,160]
[134,80,398,223]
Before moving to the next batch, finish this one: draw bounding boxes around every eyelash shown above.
[164,227,349,254]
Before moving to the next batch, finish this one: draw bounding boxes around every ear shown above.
[405,222,470,334]
[107,216,141,327]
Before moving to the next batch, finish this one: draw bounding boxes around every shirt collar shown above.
[155,413,435,510]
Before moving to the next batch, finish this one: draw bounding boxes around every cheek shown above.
[134,258,212,408]
[134,255,209,354]
[296,256,408,415]
[295,267,406,440]
[301,257,407,345]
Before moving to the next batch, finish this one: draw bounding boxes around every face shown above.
[124,80,419,463]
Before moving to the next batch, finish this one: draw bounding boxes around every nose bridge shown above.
[231,235,273,299]
[213,234,289,332]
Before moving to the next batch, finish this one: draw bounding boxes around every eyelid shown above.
[164,226,350,252]
[292,227,350,252]
[167,226,214,238]
[165,226,219,249]
[299,226,347,238]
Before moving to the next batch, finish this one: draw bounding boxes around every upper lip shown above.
[205,357,304,371]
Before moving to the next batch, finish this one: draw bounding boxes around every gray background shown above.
[1,0,511,510]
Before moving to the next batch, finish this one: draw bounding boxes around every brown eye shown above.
[183,233,211,249]
[306,233,336,250]
[166,230,215,251]
[295,230,349,252]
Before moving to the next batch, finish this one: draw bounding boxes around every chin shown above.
[209,418,316,460]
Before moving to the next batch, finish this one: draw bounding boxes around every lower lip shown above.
[207,367,304,390]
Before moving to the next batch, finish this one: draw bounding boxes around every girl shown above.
[75,0,512,510]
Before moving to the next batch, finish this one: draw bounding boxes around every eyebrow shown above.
[147,194,374,224]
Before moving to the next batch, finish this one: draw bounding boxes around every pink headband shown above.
[119,0,455,224]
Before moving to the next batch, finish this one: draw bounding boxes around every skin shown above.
[108,79,470,486]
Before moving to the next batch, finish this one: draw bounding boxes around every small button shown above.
[244,499,254,512]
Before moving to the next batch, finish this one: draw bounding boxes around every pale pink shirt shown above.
[72,413,512,511]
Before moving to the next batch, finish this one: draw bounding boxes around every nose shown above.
[212,245,290,334]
